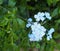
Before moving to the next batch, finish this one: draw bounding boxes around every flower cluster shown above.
[34,12,51,22]
[26,12,55,41]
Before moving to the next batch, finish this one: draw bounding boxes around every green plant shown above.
[0,0,60,51]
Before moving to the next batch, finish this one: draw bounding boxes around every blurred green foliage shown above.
[0,0,60,51]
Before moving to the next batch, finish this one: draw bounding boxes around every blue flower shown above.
[47,34,52,40]
[48,28,55,35]
[26,12,55,41]
[28,34,39,41]
[45,12,52,20]
[29,22,46,41]
[28,18,32,22]
[37,12,45,17]
[47,28,55,40]
[34,12,45,22]
[26,23,31,28]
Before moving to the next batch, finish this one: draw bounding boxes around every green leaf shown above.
[51,8,59,17]
[57,43,60,50]
[0,18,8,27]
[8,0,16,7]
[0,30,5,37]
[17,18,25,28]
[36,43,40,48]
[0,0,3,4]
[18,6,27,18]
[52,0,59,6]
[12,18,20,32]
[58,7,60,14]
[47,0,52,6]
[40,43,45,51]
[53,32,60,39]
[47,0,59,6]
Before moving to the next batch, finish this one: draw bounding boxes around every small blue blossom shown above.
[34,12,45,22]
[34,15,41,22]
[45,12,52,20]
[28,18,32,22]
[28,34,35,41]
[37,12,45,21]
[47,35,52,41]
[47,28,55,40]
[40,17,45,21]
[26,23,31,28]
[37,12,45,17]
[47,34,52,40]
[48,28,55,35]
[39,26,46,32]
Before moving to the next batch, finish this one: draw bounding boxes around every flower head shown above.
[26,12,55,41]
